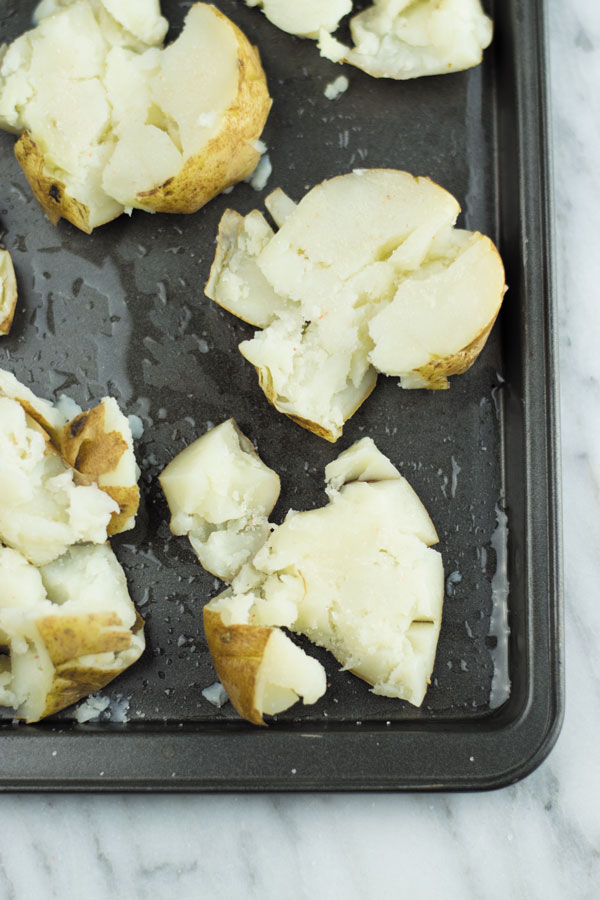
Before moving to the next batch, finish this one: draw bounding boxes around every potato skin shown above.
[135,8,272,214]
[203,608,272,726]
[59,404,140,536]
[253,361,378,443]
[413,314,500,389]
[37,611,145,721]
[15,132,97,234]
[0,249,18,335]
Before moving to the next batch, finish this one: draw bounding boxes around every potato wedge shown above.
[206,170,506,440]
[204,606,326,726]
[0,543,144,722]
[0,1,271,232]
[0,249,18,335]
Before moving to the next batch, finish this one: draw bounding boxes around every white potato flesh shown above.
[0,368,70,435]
[249,487,444,706]
[0,1,266,227]
[0,543,144,721]
[199,438,444,709]
[246,0,351,38]
[0,398,118,566]
[368,230,506,379]
[264,188,297,228]
[336,0,494,79]
[205,209,289,329]
[159,419,280,582]
[258,628,326,714]
[207,170,506,439]
[0,249,18,335]
[324,435,403,494]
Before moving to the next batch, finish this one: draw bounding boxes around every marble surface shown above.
[1,1,599,897]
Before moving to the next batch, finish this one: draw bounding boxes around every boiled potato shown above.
[0,1,271,232]
[0,543,144,722]
[319,0,493,79]
[159,419,280,582]
[206,169,506,441]
[0,370,141,562]
[59,397,141,536]
[0,396,119,566]
[0,249,17,335]
[246,0,492,79]
[166,425,445,722]
[203,604,326,726]
[243,438,445,706]
[245,0,351,39]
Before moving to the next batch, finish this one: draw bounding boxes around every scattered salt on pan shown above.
[74,694,110,723]
[202,682,229,708]
[324,75,349,100]
[247,153,272,191]
[127,414,144,440]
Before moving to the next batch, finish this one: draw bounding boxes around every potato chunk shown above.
[0,1,271,232]
[165,425,445,722]
[159,419,280,582]
[246,438,444,705]
[206,170,506,440]
[0,249,17,336]
[204,604,326,725]
[0,543,144,722]
[246,0,493,79]
[319,0,493,79]
[0,370,141,559]
[0,397,118,566]
[246,0,351,39]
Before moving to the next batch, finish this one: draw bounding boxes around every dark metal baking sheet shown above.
[0,0,562,790]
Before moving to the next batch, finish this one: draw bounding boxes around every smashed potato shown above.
[0,1,271,232]
[206,169,506,441]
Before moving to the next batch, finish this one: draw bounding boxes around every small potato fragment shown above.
[0,249,18,335]
[59,397,141,535]
[159,419,280,582]
[203,605,326,725]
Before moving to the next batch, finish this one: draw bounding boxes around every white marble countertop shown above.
[1,1,599,897]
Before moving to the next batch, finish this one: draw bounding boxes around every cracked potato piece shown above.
[0,543,144,722]
[0,0,271,232]
[206,169,506,440]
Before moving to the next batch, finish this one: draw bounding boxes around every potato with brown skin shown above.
[0,544,145,723]
[203,605,326,726]
[0,370,141,548]
[0,249,17,335]
[206,169,507,441]
[59,399,140,536]
[0,1,271,232]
